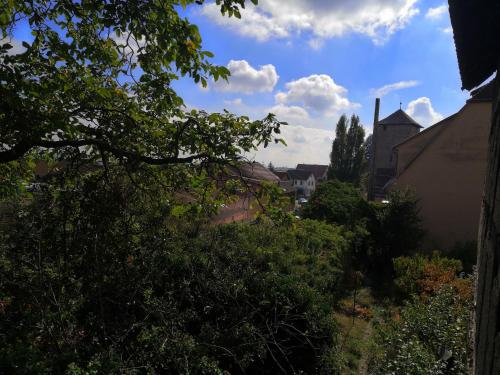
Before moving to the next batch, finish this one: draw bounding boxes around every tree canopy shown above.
[328,114,366,184]
[0,0,282,170]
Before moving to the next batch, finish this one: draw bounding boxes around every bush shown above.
[371,287,470,375]
[393,253,472,303]
[0,175,347,374]
[449,241,477,274]
[366,189,425,281]
[301,180,369,226]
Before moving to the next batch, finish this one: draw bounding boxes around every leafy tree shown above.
[0,0,282,186]
[0,171,346,374]
[366,189,424,280]
[328,114,366,184]
[301,180,370,227]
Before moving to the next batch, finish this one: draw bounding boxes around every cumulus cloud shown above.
[425,4,447,20]
[275,74,359,116]
[268,104,311,126]
[406,97,444,126]
[212,60,279,94]
[441,27,453,34]
[371,80,420,97]
[251,125,334,167]
[202,0,419,45]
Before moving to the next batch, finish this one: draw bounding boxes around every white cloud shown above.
[251,125,334,167]
[425,4,447,20]
[212,60,279,94]
[275,74,359,116]
[223,98,243,106]
[202,0,419,45]
[268,104,310,126]
[441,26,453,34]
[371,80,420,97]
[1,38,26,55]
[406,97,444,126]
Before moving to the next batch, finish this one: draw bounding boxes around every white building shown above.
[287,169,316,198]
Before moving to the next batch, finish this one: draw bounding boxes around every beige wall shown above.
[391,101,491,250]
[375,124,421,170]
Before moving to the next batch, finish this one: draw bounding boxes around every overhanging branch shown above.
[0,138,210,165]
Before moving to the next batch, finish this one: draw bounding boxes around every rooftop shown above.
[296,164,328,179]
[378,109,423,128]
[227,162,280,182]
[287,169,314,180]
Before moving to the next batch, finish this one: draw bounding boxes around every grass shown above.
[335,287,377,374]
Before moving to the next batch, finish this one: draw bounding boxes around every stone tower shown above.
[368,104,422,200]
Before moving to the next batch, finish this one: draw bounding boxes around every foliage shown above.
[449,241,477,274]
[328,114,366,185]
[393,253,472,302]
[0,174,348,374]
[0,0,283,182]
[301,180,369,227]
[367,189,424,280]
[371,287,470,375]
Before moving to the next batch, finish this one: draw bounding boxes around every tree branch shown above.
[0,138,210,165]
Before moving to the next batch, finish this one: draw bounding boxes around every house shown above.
[287,169,316,198]
[448,2,500,373]
[368,107,423,200]
[388,82,492,250]
[212,162,280,224]
[296,164,329,182]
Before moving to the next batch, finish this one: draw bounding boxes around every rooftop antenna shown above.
[400,101,402,110]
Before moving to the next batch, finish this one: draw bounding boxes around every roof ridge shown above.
[378,108,422,127]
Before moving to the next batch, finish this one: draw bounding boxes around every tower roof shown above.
[378,109,423,128]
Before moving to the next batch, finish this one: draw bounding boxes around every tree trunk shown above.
[475,72,500,375]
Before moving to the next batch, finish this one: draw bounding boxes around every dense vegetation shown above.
[0,170,357,374]
[371,254,473,375]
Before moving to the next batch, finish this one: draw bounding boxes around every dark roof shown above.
[227,162,280,182]
[378,109,423,128]
[287,169,313,181]
[449,1,500,90]
[273,170,289,181]
[296,164,328,179]
[467,80,495,102]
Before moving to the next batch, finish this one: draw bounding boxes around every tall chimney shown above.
[368,98,380,201]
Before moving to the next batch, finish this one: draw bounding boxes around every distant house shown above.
[212,162,280,224]
[287,169,316,198]
[296,164,329,182]
[388,82,492,250]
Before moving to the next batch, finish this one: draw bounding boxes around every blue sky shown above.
[7,0,470,168]
[172,0,470,167]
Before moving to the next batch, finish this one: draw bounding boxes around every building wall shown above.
[292,175,316,197]
[474,74,500,375]
[375,124,421,171]
[372,123,421,199]
[391,101,491,250]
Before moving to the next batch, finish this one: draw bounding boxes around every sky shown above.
[7,0,470,168]
[172,0,470,167]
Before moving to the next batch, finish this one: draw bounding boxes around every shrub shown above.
[371,287,470,375]
[0,176,347,374]
[301,180,369,226]
[393,253,472,303]
[366,189,425,281]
